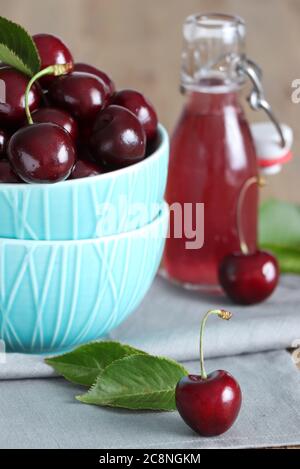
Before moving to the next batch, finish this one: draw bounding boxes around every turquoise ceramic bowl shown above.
[0,202,169,354]
[0,124,169,240]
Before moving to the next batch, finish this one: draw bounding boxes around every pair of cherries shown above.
[1,33,158,183]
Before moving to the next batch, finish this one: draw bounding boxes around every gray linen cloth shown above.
[1,274,300,448]
[0,274,299,379]
[0,351,299,449]
[111,274,300,360]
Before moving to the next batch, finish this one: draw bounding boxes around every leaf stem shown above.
[200,309,232,379]
[24,63,72,125]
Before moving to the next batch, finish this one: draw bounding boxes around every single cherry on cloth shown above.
[90,105,146,168]
[110,89,158,142]
[0,159,21,183]
[176,309,242,437]
[48,71,107,123]
[70,159,103,180]
[0,129,8,155]
[219,250,279,305]
[33,33,74,87]
[74,63,115,99]
[31,107,78,141]
[0,67,40,127]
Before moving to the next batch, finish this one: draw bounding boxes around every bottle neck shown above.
[181,13,246,94]
[183,87,242,115]
[181,77,243,95]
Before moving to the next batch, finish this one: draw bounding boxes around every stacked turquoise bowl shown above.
[0,124,169,353]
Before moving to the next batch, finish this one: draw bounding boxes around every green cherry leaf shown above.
[77,354,188,411]
[45,341,147,387]
[0,16,40,76]
[259,244,300,274]
[259,199,300,274]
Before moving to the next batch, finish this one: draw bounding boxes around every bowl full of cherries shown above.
[0,17,169,353]
[0,24,169,240]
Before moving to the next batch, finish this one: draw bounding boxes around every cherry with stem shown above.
[24,64,73,124]
[8,64,76,184]
[219,176,279,305]
[176,309,242,437]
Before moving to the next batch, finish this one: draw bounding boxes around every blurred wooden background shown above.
[1,0,299,202]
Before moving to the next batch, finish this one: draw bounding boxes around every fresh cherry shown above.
[74,63,115,98]
[48,71,107,123]
[31,107,78,141]
[8,123,76,183]
[69,159,103,179]
[176,310,242,437]
[110,89,158,142]
[176,371,242,437]
[0,67,40,127]
[0,159,21,183]
[33,33,73,87]
[219,250,279,305]
[0,129,8,155]
[90,105,146,168]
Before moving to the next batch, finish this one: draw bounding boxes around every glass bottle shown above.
[163,13,259,292]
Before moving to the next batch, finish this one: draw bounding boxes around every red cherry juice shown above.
[163,88,258,291]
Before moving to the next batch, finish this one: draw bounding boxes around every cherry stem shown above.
[237,176,266,255]
[200,309,232,380]
[25,63,72,125]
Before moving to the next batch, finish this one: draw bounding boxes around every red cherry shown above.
[69,159,103,179]
[74,63,115,98]
[0,68,40,127]
[0,159,21,183]
[33,33,73,87]
[90,105,146,168]
[0,129,8,155]
[110,89,158,142]
[48,71,107,123]
[219,250,279,305]
[176,309,242,437]
[31,107,78,141]
[8,123,76,183]
[176,371,242,437]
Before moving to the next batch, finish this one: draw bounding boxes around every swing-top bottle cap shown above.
[250,122,293,175]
